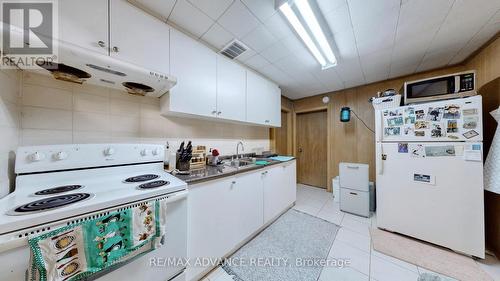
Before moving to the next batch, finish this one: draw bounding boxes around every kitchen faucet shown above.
[236,141,244,159]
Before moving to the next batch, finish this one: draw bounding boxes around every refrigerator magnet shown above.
[385,127,401,136]
[409,144,425,158]
[427,107,444,121]
[463,130,479,139]
[412,173,436,185]
[463,108,478,116]
[398,143,409,153]
[463,116,478,129]
[447,120,458,133]
[430,124,446,138]
[425,145,456,157]
[415,109,425,120]
[443,105,461,119]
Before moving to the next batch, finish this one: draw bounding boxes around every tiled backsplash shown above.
[0,71,270,196]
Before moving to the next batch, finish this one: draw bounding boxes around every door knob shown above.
[298,148,303,153]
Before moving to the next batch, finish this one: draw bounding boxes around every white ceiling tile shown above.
[241,25,277,52]
[353,4,399,56]
[416,48,460,72]
[335,57,365,85]
[264,12,295,40]
[256,64,291,85]
[347,0,400,27]
[311,67,344,90]
[218,0,260,38]
[245,54,270,69]
[396,0,453,41]
[235,48,256,62]
[324,4,352,35]
[131,0,176,21]
[188,0,234,20]
[168,0,214,38]
[201,23,234,50]
[317,0,346,15]
[449,17,500,65]
[360,48,391,83]
[260,41,291,63]
[389,56,420,78]
[332,29,358,61]
[241,0,276,22]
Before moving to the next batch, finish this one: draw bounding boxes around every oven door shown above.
[0,190,188,281]
[404,75,456,104]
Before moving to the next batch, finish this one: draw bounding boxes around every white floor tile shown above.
[329,240,371,275]
[316,205,344,225]
[371,249,418,273]
[335,227,371,253]
[476,254,500,281]
[341,215,371,237]
[293,202,322,216]
[417,266,458,281]
[320,266,369,281]
[370,255,420,281]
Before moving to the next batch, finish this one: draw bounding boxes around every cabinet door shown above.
[170,29,217,117]
[246,71,269,125]
[263,166,286,223]
[283,161,297,205]
[216,56,247,122]
[269,84,282,127]
[59,0,109,55]
[187,177,237,280]
[110,0,170,74]
[234,172,264,242]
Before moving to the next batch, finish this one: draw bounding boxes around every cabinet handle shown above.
[97,41,106,48]
[112,46,119,53]
[261,171,268,175]
[350,192,358,195]
[231,181,236,184]
[347,166,359,169]
[265,120,270,123]
[211,110,217,115]
[217,111,222,115]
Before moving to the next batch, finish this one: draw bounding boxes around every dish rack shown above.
[372,95,402,110]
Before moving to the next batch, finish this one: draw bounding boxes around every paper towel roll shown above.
[484,107,500,194]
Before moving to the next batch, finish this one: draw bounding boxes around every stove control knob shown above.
[152,148,160,156]
[29,152,45,162]
[54,151,68,161]
[104,147,115,156]
[141,149,151,156]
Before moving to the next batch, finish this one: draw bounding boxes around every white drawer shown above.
[339,163,369,191]
[340,187,370,217]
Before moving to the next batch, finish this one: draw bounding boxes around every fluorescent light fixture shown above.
[279,0,337,69]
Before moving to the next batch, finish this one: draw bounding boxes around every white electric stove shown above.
[0,144,188,281]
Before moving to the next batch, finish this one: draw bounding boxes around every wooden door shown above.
[274,110,290,155]
[296,110,327,188]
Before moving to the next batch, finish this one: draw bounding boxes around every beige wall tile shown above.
[73,131,111,144]
[23,72,73,91]
[22,84,73,110]
[73,93,109,113]
[140,103,161,119]
[0,100,20,128]
[110,98,140,117]
[21,106,72,130]
[74,84,109,97]
[0,70,20,103]
[111,115,140,133]
[21,129,72,146]
[73,111,110,132]
[141,117,166,138]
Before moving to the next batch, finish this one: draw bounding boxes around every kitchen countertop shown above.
[170,158,295,185]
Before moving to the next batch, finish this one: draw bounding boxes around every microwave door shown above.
[407,76,455,101]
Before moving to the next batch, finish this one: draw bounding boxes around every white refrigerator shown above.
[375,95,485,258]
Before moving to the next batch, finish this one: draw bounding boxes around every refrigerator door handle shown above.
[377,143,384,175]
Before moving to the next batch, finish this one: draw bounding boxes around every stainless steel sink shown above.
[224,159,254,168]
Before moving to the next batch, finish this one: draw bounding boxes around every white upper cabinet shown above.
[168,29,217,117]
[110,0,170,74]
[59,0,109,55]
[246,71,281,127]
[216,55,247,122]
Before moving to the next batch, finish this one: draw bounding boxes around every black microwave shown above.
[403,71,476,105]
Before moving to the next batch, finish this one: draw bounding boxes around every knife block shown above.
[176,153,190,171]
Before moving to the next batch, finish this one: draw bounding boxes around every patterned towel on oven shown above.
[27,199,167,281]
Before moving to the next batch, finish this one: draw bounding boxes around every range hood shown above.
[2,25,176,97]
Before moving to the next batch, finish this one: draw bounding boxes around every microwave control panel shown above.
[459,73,474,92]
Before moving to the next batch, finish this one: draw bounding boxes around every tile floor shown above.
[203,184,500,281]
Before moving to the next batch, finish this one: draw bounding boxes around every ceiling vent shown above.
[219,39,248,60]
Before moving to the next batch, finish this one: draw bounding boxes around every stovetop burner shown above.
[34,185,83,195]
[124,174,160,183]
[10,193,93,215]
[138,180,170,189]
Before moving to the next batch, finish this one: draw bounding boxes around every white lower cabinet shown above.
[263,161,297,223]
[186,161,296,281]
